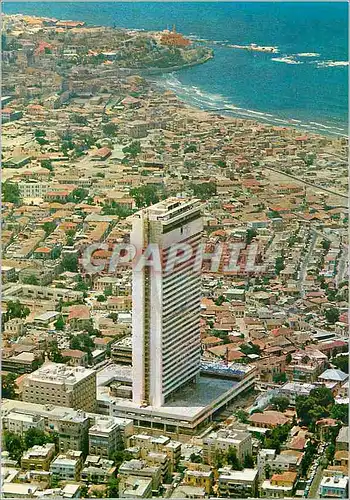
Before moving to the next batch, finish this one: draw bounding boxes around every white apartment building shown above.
[50,450,83,481]
[257,448,301,479]
[18,181,50,199]
[88,416,121,458]
[2,412,45,436]
[203,427,252,464]
[218,467,259,498]
[22,363,96,411]
[131,198,203,407]
[119,459,162,493]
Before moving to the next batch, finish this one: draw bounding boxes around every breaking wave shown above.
[151,73,348,137]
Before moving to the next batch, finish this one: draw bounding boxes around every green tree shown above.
[331,355,348,374]
[213,449,225,469]
[62,254,78,272]
[102,122,118,137]
[215,295,226,306]
[244,454,254,468]
[110,449,133,468]
[184,143,197,153]
[54,315,65,331]
[226,446,242,470]
[264,463,272,479]
[246,228,257,245]
[107,477,119,498]
[2,372,17,399]
[36,137,49,146]
[70,113,88,125]
[263,424,291,454]
[96,294,107,302]
[43,221,56,236]
[75,281,89,292]
[330,404,348,424]
[190,182,217,200]
[6,300,30,321]
[41,160,53,171]
[69,333,94,353]
[3,431,24,462]
[2,181,21,204]
[296,387,334,429]
[190,453,202,463]
[273,372,287,383]
[235,409,249,424]
[71,188,88,203]
[22,274,38,285]
[216,159,226,168]
[34,130,46,138]
[275,256,285,275]
[46,340,65,363]
[123,141,141,158]
[321,239,331,251]
[102,202,133,218]
[270,396,290,412]
[286,353,292,364]
[130,185,159,208]
[240,343,261,356]
[325,307,340,324]
[24,428,53,449]
[300,440,318,477]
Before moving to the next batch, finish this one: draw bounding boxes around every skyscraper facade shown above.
[131,198,203,407]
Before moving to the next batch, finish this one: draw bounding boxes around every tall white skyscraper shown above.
[131,198,203,407]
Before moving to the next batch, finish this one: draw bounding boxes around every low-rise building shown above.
[1,352,41,374]
[127,434,181,473]
[21,443,56,471]
[183,465,214,495]
[257,448,302,478]
[260,471,297,498]
[2,411,45,435]
[88,416,122,458]
[118,459,162,493]
[1,483,39,498]
[50,450,83,481]
[171,484,206,498]
[285,349,328,382]
[81,455,116,484]
[279,382,316,405]
[56,411,90,455]
[334,450,349,469]
[203,427,252,464]
[248,410,290,429]
[119,476,153,498]
[218,467,259,498]
[336,427,349,451]
[319,476,348,498]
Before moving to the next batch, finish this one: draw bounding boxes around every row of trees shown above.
[296,386,348,430]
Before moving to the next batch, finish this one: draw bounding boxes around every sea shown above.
[3,1,349,136]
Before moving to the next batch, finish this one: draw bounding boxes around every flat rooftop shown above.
[98,372,242,423]
[25,362,95,385]
[136,197,201,222]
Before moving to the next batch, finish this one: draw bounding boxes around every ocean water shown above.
[3,2,349,135]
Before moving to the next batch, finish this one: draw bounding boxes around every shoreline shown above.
[4,12,347,140]
[149,76,346,140]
